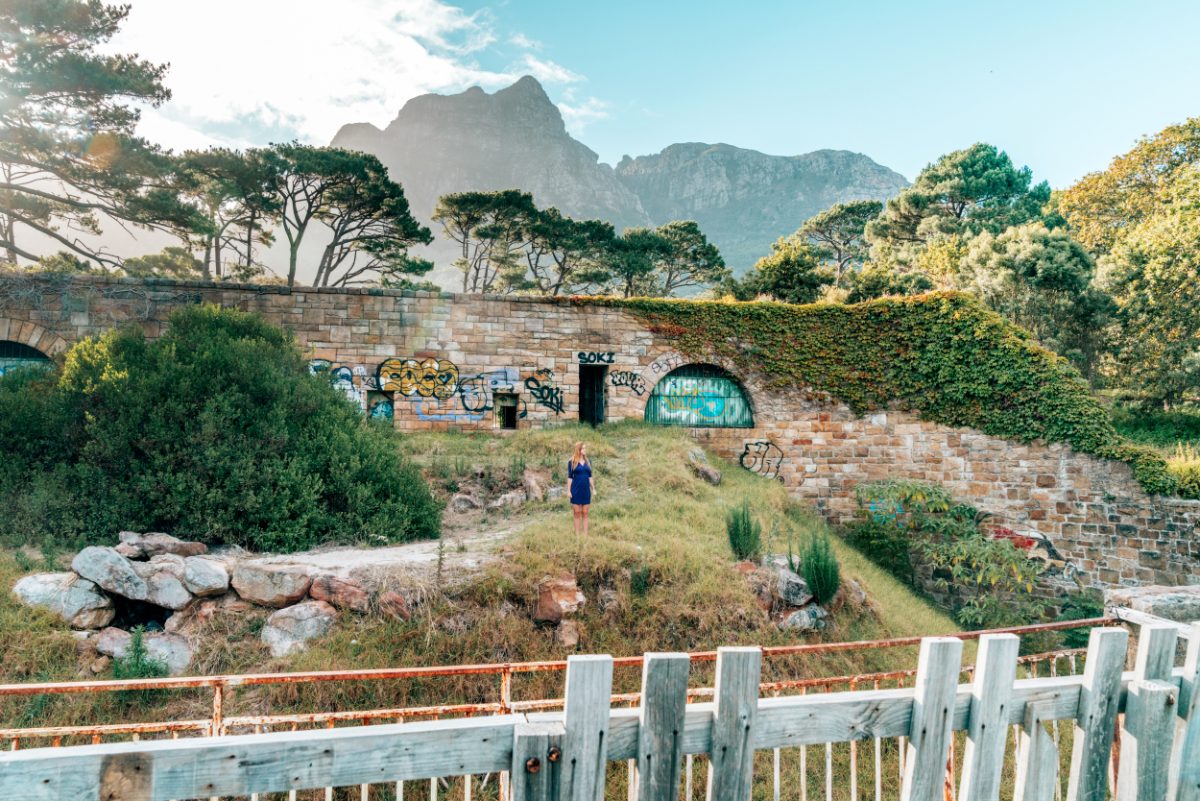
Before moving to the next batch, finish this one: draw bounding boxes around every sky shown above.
[113,0,1200,188]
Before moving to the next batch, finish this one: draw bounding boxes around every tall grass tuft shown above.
[726,501,763,561]
[801,533,841,605]
[1168,443,1200,496]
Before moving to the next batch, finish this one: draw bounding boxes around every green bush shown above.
[630,564,654,598]
[1111,404,1200,448]
[603,292,1191,498]
[726,501,762,561]
[112,627,168,705]
[0,305,440,552]
[800,533,840,605]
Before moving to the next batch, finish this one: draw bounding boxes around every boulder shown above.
[72,546,148,601]
[488,490,526,510]
[780,605,829,632]
[687,448,721,486]
[309,574,370,614]
[378,590,411,620]
[534,573,585,625]
[523,468,547,502]
[261,601,337,658]
[95,627,194,675]
[448,493,482,513]
[231,564,312,608]
[1106,585,1200,622]
[124,531,207,558]
[556,620,581,649]
[547,486,565,501]
[12,572,115,630]
[114,543,142,559]
[182,557,229,598]
[132,556,193,610]
[776,567,813,608]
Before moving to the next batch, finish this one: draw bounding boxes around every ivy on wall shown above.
[582,291,1185,499]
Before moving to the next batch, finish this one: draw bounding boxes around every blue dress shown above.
[568,459,592,505]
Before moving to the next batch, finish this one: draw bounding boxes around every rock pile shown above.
[736,555,868,632]
[12,532,416,674]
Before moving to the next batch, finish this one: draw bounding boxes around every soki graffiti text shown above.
[740,441,785,480]
[577,351,615,364]
[524,368,564,415]
[609,370,647,396]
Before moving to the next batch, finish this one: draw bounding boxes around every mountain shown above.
[331,77,909,282]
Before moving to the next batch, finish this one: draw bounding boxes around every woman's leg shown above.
[581,505,589,537]
[572,504,582,536]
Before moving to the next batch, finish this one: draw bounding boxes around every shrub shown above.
[112,627,168,705]
[800,533,840,605]
[1168,444,1200,497]
[630,564,654,598]
[726,501,762,561]
[0,305,441,552]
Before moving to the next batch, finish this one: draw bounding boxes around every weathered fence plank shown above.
[560,654,613,801]
[1065,627,1128,801]
[958,633,1019,801]
[510,722,564,801]
[1013,702,1057,801]
[900,637,963,801]
[705,647,761,801]
[635,653,689,801]
[1116,623,1178,801]
[1171,622,1200,801]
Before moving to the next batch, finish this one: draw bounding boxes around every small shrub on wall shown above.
[0,305,440,552]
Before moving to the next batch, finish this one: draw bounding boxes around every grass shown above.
[0,422,976,799]
[1110,403,1200,494]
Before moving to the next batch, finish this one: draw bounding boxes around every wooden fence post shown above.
[900,637,963,801]
[705,646,761,801]
[958,633,1019,801]
[511,722,565,801]
[1170,622,1200,801]
[1013,702,1058,801]
[1065,627,1128,801]
[1116,624,1178,801]
[560,654,613,801]
[636,653,690,801]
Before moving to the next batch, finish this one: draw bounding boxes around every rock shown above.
[841,578,868,608]
[72,547,148,601]
[95,627,193,675]
[597,587,620,612]
[449,493,482,513]
[182,557,229,598]
[776,567,813,608]
[687,448,721,485]
[114,543,142,559]
[378,590,411,620]
[523,468,546,502]
[231,564,312,608]
[780,605,829,632]
[89,655,112,675]
[310,574,370,614]
[1106,585,1200,622]
[547,486,565,501]
[132,532,207,558]
[488,490,526,510]
[556,620,581,649]
[131,556,193,611]
[261,601,337,658]
[12,572,115,630]
[534,573,585,625]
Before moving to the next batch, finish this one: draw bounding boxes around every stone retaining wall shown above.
[2,274,1196,593]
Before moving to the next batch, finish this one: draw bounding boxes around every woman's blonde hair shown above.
[570,441,588,468]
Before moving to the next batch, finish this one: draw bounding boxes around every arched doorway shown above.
[0,341,51,377]
[644,364,753,428]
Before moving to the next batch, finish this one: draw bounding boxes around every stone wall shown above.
[1,274,1196,593]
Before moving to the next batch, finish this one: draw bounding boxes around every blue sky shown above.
[121,0,1200,188]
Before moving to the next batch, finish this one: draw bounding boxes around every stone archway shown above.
[0,318,70,358]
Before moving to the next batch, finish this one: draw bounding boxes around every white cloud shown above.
[510,32,541,50]
[111,0,520,150]
[518,54,582,85]
[559,96,609,135]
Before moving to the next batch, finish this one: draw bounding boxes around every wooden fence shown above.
[2,622,1199,801]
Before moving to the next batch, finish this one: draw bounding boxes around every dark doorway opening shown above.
[495,392,519,430]
[579,365,607,426]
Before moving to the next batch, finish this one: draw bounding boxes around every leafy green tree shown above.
[843,262,933,303]
[122,246,205,280]
[649,220,730,296]
[517,207,614,295]
[604,228,673,298]
[29,251,97,273]
[1060,117,1200,255]
[0,0,197,267]
[432,190,536,293]
[1100,169,1200,407]
[738,235,832,304]
[959,223,1110,379]
[798,200,881,285]
[866,143,1050,265]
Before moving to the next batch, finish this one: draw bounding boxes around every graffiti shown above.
[990,526,1079,580]
[659,380,725,419]
[740,441,785,480]
[648,352,685,375]
[368,396,394,421]
[577,351,615,365]
[457,368,519,413]
[609,370,647,396]
[414,395,486,422]
[524,368,564,415]
[376,357,459,399]
[309,359,372,411]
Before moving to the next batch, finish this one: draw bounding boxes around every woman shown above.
[567,441,595,537]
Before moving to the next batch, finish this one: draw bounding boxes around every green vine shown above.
[580,291,1185,499]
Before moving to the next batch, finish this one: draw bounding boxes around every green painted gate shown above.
[644,364,753,428]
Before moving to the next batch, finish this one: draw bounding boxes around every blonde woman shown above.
[567,441,594,536]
